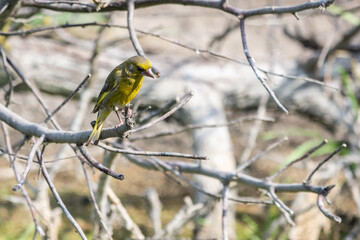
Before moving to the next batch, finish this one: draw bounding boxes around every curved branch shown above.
[239,18,288,114]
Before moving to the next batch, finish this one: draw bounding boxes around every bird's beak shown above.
[143,67,160,78]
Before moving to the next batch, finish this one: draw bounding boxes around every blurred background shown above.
[0,0,359,239]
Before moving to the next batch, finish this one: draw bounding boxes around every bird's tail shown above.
[85,110,110,145]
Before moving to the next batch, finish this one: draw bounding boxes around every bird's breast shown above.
[103,76,143,109]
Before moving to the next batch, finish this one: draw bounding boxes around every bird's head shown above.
[124,56,160,79]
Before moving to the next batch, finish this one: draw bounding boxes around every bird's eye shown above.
[128,65,136,73]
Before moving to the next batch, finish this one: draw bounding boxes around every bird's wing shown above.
[92,68,121,113]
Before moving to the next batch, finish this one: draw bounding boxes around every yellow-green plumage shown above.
[86,56,156,145]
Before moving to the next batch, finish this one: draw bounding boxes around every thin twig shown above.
[107,188,145,239]
[237,137,288,172]
[0,22,339,90]
[267,187,295,226]
[12,135,45,191]
[154,196,204,238]
[1,123,45,236]
[127,92,194,134]
[239,17,288,114]
[80,158,113,240]
[0,46,13,107]
[98,142,208,160]
[43,74,91,123]
[317,185,342,223]
[38,150,87,239]
[221,183,230,240]
[126,142,187,185]
[238,94,269,165]
[268,139,328,181]
[4,50,60,128]
[132,115,274,141]
[77,144,125,180]
[127,0,145,56]
[138,98,179,124]
[304,143,347,183]
[146,188,162,237]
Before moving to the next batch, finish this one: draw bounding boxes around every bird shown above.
[86,56,158,145]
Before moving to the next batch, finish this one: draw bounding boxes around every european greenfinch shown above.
[86,56,158,145]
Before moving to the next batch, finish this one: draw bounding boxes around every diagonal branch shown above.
[12,135,45,191]
[43,74,91,123]
[80,161,113,240]
[77,145,125,180]
[304,143,347,183]
[268,139,328,181]
[127,92,194,134]
[1,122,45,236]
[38,149,87,239]
[239,18,288,114]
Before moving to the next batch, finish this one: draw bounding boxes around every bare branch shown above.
[1,123,45,236]
[12,135,45,191]
[38,150,87,239]
[127,92,194,134]
[107,188,145,239]
[0,103,130,143]
[238,94,269,165]
[221,183,230,240]
[123,153,331,195]
[132,115,274,141]
[77,145,125,180]
[317,185,342,223]
[268,139,328,181]
[23,0,335,18]
[305,143,347,183]
[81,161,113,240]
[3,48,61,128]
[239,18,288,114]
[154,196,204,238]
[0,22,339,90]
[138,98,179,124]
[0,46,13,107]
[98,142,208,160]
[43,74,91,123]
[146,188,162,237]
[127,0,145,56]
[237,137,288,172]
[266,187,295,226]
